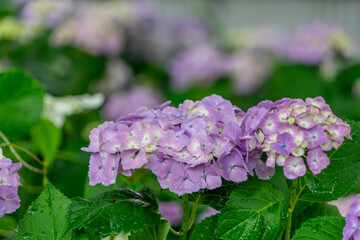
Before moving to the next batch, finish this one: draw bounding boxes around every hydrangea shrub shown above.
[1,73,359,240]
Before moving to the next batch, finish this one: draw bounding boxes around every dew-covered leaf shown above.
[291,216,345,240]
[190,214,219,240]
[67,188,161,238]
[13,182,72,240]
[217,181,287,240]
[197,181,238,210]
[129,219,170,240]
[291,202,341,236]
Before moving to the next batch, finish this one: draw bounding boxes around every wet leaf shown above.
[291,216,345,240]
[217,181,287,240]
[13,183,72,240]
[190,214,219,240]
[66,188,161,238]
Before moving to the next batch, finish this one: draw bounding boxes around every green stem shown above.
[284,178,303,240]
[11,143,44,166]
[187,194,201,231]
[152,225,158,240]
[181,194,190,240]
[169,227,183,236]
[0,131,44,174]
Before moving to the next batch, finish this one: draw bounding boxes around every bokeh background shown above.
[1,0,360,237]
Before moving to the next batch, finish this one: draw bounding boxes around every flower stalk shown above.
[283,178,306,240]
[180,194,190,239]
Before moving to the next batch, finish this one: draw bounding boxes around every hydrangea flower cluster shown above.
[0,148,22,217]
[83,95,351,195]
[343,194,360,240]
[82,94,259,195]
[244,96,351,179]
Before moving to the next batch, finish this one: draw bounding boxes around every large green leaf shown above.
[190,214,219,240]
[31,118,62,167]
[300,120,360,201]
[291,216,345,240]
[67,188,161,237]
[0,69,45,137]
[291,202,341,236]
[217,181,287,240]
[13,182,72,240]
[129,219,170,240]
[197,181,238,210]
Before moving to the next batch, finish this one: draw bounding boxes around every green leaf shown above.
[291,216,345,240]
[31,119,62,167]
[67,188,161,237]
[129,219,170,240]
[197,181,238,210]
[13,182,72,240]
[0,69,45,137]
[291,203,341,236]
[300,120,360,201]
[71,228,101,240]
[190,214,219,240]
[217,181,288,240]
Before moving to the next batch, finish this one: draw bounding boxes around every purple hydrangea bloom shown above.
[243,96,351,180]
[83,95,350,194]
[343,194,360,240]
[83,94,251,195]
[0,148,22,217]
